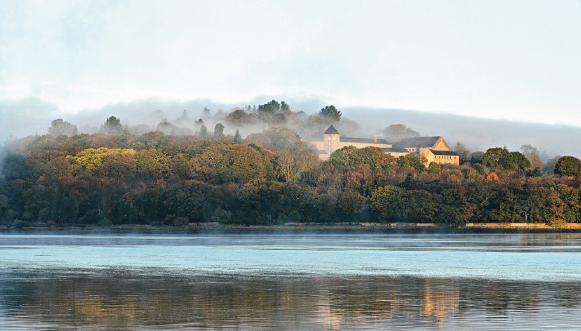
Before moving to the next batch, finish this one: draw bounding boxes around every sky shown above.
[0,0,580,126]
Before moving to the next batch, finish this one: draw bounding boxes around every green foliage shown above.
[211,207,232,224]
[281,101,290,113]
[370,185,406,222]
[543,155,560,175]
[396,154,425,173]
[138,131,170,150]
[555,156,581,177]
[48,119,78,137]
[226,109,257,126]
[482,147,530,172]
[482,147,505,168]
[213,123,225,140]
[238,180,283,223]
[428,162,442,174]
[319,105,342,121]
[262,127,306,152]
[0,195,7,213]
[258,100,280,114]
[102,116,123,135]
[233,129,242,144]
[2,154,33,180]
[276,149,319,183]
[3,123,581,228]
[470,151,484,164]
[189,143,276,184]
[199,125,208,139]
[329,146,396,172]
[338,191,368,216]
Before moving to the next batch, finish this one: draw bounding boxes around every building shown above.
[309,125,392,159]
[395,136,460,165]
[309,126,459,166]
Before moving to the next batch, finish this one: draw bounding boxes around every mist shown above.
[1,95,579,160]
[342,107,581,160]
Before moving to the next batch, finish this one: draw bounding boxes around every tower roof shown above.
[324,125,340,135]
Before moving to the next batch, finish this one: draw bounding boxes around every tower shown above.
[323,125,340,153]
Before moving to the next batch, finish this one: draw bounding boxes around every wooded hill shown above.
[1,105,580,229]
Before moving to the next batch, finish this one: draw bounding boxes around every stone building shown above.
[309,126,459,166]
[309,125,392,159]
[395,137,460,165]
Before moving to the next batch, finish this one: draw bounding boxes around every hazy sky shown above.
[0,0,580,125]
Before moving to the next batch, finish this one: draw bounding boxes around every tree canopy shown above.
[482,147,530,172]
[258,100,280,114]
[381,124,419,142]
[2,111,581,229]
[102,116,123,135]
[48,119,78,137]
[319,105,342,121]
[555,156,581,177]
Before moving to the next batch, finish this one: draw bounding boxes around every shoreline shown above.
[2,222,581,233]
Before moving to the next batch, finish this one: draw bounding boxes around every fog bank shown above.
[1,95,579,159]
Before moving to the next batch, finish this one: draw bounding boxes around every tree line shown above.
[1,106,581,228]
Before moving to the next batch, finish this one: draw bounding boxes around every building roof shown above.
[324,125,340,135]
[381,147,409,153]
[430,150,459,156]
[341,136,390,144]
[395,136,441,148]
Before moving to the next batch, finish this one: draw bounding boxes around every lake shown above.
[0,232,580,330]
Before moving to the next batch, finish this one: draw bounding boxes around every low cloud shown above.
[1,95,579,160]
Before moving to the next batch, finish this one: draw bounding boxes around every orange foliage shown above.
[486,172,499,182]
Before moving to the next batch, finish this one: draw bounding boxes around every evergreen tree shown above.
[101,116,123,135]
[319,105,342,120]
[200,125,208,139]
[203,107,211,118]
[233,129,242,144]
[258,100,280,114]
[281,101,290,113]
[214,123,225,140]
[179,109,189,121]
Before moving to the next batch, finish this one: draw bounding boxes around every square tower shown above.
[323,125,340,153]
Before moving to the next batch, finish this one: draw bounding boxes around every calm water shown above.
[0,232,580,330]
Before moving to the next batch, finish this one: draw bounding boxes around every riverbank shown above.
[2,222,581,233]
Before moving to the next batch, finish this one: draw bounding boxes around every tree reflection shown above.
[0,270,579,330]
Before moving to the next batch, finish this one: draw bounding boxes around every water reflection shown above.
[2,232,581,248]
[1,269,580,330]
[1,233,581,330]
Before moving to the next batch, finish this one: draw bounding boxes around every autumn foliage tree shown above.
[2,119,581,229]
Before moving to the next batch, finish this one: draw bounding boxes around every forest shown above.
[1,100,581,229]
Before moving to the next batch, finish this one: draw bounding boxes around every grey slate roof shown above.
[430,150,459,156]
[381,147,409,153]
[341,136,390,144]
[395,136,441,148]
[324,125,340,135]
